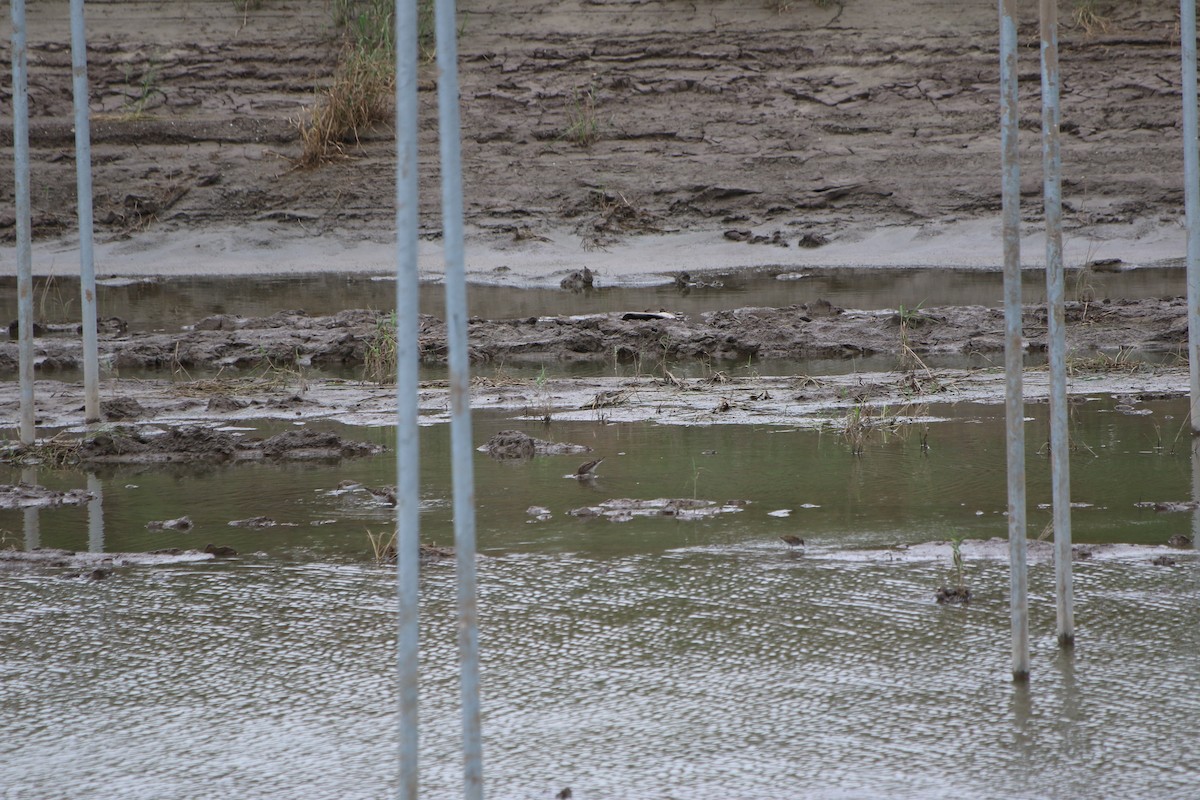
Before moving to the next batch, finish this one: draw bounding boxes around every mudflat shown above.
[0,0,1189,281]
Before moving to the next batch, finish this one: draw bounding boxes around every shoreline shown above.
[1,218,1188,288]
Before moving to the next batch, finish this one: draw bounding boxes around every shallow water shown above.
[0,265,1186,334]
[2,400,1198,798]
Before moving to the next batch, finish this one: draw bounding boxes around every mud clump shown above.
[0,298,1194,373]
[935,586,972,605]
[100,397,146,421]
[480,430,593,459]
[16,425,382,466]
[257,430,383,460]
[0,483,93,510]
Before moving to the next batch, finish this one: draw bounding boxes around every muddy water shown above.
[2,402,1198,798]
[0,266,1186,333]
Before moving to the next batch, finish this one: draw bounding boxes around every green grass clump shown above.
[363,312,398,384]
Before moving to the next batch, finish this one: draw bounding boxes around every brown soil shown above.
[0,0,1195,438]
[0,0,1189,278]
[0,295,1188,375]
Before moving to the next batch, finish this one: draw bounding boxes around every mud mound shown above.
[12,425,381,465]
[480,430,593,459]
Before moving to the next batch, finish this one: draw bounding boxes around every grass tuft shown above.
[297,0,437,167]
[565,84,600,148]
[363,311,398,384]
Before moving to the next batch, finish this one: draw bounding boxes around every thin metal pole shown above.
[1183,0,1200,433]
[1040,0,1074,648]
[434,0,483,796]
[999,0,1030,683]
[394,0,421,798]
[11,0,36,445]
[70,0,101,424]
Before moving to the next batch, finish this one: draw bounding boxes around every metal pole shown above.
[1183,0,1200,433]
[70,0,101,424]
[434,0,483,796]
[394,0,421,797]
[999,0,1030,683]
[1040,0,1074,649]
[11,0,36,445]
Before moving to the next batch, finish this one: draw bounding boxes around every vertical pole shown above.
[394,0,421,798]
[434,0,483,797]
[1040,0,1074,648]
[11,0,36,445]
[70,0,101,424]
[999,0,1030,683]
[1183,0,1200,433]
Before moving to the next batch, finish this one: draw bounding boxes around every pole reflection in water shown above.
[21,467,39,550]
[87,473,104,553]
[1192,437,1200,544]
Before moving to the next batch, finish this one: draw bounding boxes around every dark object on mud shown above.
[1167,534,1193,548]
[1085,257,1124,272]
[88,567,112,581]
[560,267,594,291]
[147,516,193,531]
[936,586,971,604]
[675,271,692,289]
[797,232,829,248]
[204,544,238,557]
[150,547,184,555]
[779,535,804,548]
[100,396,145,421]
[1072,545,1096,561]
[573,458,604,479]
[621,311,680,321]
[556,789,572,800]
[1151,555,1178,567]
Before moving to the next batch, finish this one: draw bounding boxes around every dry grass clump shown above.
[297,45,394,167]
[298,0,439,166]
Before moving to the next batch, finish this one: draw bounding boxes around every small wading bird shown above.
[779,535,805,548]
[573,458,604,480]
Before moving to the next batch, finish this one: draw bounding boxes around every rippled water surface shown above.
[3,402,1199,799]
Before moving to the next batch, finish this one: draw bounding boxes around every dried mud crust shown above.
[0,0,1188,252]
[0,297,1189,375]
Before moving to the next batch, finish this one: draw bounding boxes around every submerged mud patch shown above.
[3,425,383,466]
[0,483,94,510]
